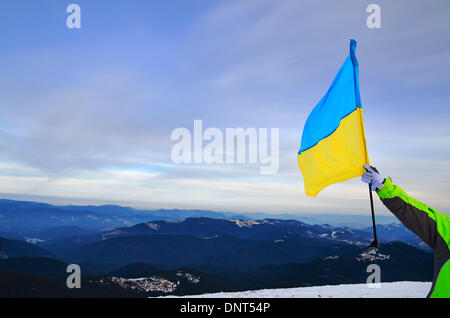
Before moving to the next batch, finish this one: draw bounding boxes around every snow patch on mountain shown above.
[166,219,186,223]
[102,229,123,240]
[162,282,431,298]
[25,237,45,244]
[356,249,390,262]
[228,219,263,228]
[146,223,160,230]
[202,235,219,240]
[323,255,340,260]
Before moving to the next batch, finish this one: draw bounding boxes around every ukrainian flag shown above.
[298,40,369,197]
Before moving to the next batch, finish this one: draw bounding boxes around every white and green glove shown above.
[361,165,384,191]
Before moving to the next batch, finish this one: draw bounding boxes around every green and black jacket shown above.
[377,178,450,298]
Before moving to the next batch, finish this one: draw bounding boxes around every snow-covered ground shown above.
[163,282,432,298]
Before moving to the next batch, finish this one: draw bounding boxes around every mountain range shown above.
[0,198,434,297]
[0,198,398,232]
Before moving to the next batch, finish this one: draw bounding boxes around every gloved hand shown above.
[361,165,384,191]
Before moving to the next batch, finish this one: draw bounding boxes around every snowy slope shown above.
[163,282,432,298]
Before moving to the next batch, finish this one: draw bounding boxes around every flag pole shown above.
[368,184,378,248]
[350,40,378,248]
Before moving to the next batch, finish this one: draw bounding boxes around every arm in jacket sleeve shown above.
[376,177,450,252]
[376,177,450,298]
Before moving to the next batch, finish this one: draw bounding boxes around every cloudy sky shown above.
[0,0,449,216]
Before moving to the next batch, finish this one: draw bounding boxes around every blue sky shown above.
[0,0,449,216]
